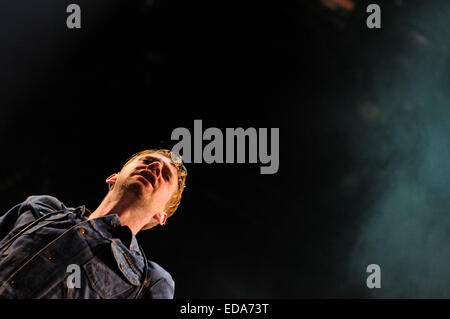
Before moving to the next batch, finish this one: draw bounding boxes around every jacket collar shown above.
[82,208,140,253]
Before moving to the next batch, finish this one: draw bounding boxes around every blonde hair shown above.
[120,149,187,231]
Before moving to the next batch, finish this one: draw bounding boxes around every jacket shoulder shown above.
[148,260,174,283]
[144,260,175,299]
[23,195,68,214]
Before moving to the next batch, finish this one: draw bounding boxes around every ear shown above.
[154,212,168,226]
[106,173,119,190]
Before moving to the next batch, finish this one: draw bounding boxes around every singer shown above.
[0,149,187,299]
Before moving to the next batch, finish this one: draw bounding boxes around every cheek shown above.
[116,172,129,185]
[116,167,137,188]
[120,165,138,179]
[166,187,178,205]
[150,185,168,199]
[158,186,176,204]
[163,187,174,202]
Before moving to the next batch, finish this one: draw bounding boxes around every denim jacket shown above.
[0,195,174,299]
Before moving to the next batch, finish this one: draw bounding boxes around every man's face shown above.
[112,153,179,216]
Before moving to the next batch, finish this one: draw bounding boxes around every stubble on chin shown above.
[118,177,145,200]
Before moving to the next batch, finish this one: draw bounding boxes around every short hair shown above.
[120,149,187,231]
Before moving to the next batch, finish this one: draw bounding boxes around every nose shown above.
[147,160,163,179]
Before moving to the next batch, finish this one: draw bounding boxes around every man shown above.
[0,149,187,299]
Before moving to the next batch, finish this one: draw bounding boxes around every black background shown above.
[1,0,448,298]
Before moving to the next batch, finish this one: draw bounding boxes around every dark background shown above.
[0,0,448,298]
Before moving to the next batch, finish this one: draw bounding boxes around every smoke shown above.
[344,1,450,298]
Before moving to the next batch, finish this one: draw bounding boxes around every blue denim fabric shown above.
[0,195,174,299]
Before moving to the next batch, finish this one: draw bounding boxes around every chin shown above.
[129,178,155,198]
[119,180,144,198]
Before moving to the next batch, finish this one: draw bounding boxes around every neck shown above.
[89,191,151,235]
